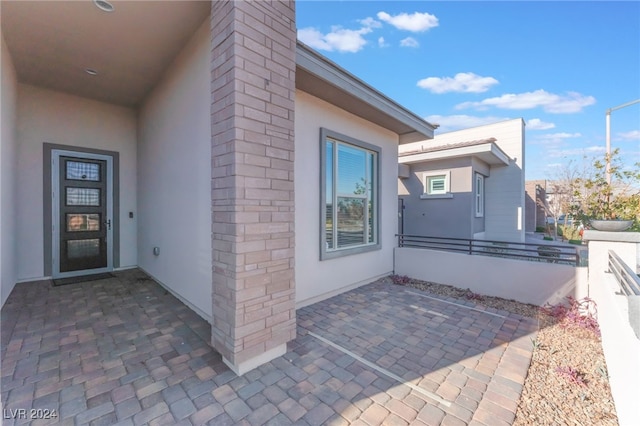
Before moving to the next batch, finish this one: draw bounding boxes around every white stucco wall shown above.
[1,35,18,306]
[137,20,212,321]
[16,85,137,281]
[400,118,526,243]
[295,90,399,307]
[395,247,588,306]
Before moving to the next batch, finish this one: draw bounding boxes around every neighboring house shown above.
[0,1,435,374]
[525,180,548,231]
[398,119,526,243]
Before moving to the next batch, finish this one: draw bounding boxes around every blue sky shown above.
[296,1,640,180]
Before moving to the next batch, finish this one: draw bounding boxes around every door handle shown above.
[104,219,112,230]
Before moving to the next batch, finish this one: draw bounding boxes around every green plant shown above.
[558,224,581,241]
[570,149,640,229]
[531,338,542,350]
[595,363,609,380]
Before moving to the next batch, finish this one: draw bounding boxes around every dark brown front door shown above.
[59,156,109,273]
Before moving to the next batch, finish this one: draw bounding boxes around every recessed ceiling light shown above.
[85,68,98,76]
[93,0,114,13]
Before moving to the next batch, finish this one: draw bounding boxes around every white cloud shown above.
[377,11,439,32]
[617,130,640,140]
[539,132,582,140]
[527,118,556,130]
[549,146,605,158]
[298,25,373,53]
[359,17,382,29]
[417,72,498,94]
[400,37,419,48]
[456,89,596,113]
[425,114,510,132]
[378,37,389,48]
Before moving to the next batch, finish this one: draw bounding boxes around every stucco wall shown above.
[586,236,640,426]
[295,90,398,307]
[137,20,212,320]
[15,85,137,281]
[1,35,18,306]
[395,247,587,306]
[400,157,474,238]
[400,118,525,243]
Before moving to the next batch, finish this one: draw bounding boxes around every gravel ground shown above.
[386,276,619,425]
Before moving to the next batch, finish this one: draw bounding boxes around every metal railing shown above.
[608,250,640,296]
[397,234,580,266]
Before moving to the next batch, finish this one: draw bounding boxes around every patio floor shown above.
[1,269,537,425]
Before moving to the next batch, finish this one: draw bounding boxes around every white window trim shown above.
[420,170,452,199]
[320,128,381,261]
[475,173,485,217]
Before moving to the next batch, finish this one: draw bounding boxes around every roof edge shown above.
[295,42,436,140]
[399,140,510,166]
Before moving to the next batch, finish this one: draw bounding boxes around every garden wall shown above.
[394,247,587,306]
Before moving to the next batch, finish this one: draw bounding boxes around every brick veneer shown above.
[210,0,296,374]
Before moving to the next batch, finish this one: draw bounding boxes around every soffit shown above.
[1,1,210,107]
[296,43,436,141]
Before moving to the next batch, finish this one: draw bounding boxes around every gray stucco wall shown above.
[399,157,478,239]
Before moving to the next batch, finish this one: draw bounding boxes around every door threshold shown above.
[52,272,115,287]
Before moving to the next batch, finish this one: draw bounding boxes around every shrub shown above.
[390,274,411,285]
[541,296,600,336]
[555,366,588,387]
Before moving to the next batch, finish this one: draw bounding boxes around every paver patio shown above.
[1,269,537,425]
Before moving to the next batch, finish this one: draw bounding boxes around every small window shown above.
[421,171,451,199]
[475,173,484,217]
[321,128,380,260]
[427,175,447,194]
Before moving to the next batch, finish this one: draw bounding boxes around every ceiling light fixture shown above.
[93,0,115,13]
[85,68,98,76]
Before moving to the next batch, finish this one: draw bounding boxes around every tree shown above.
[539,160,582,238]
[570,149,640,230]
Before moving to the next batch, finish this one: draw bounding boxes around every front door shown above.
[52,150,113,278]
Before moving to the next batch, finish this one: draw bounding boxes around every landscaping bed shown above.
[388,275,618,425]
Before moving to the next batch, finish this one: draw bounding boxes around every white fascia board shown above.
[399,143,510,166]
[296,42,435,140]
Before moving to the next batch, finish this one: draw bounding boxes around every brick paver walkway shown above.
[1,269,537,425]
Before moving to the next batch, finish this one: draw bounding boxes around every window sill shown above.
[321,242,381,260]
[420,193,453,200]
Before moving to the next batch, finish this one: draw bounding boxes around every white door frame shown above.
[52,149,114,278]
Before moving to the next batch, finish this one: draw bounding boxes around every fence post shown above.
[469,239,472,255]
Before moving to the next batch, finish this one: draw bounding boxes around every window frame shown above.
[320,128,381,261]
[475,173,485,217]
[420,170,452,199]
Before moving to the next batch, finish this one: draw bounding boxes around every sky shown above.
[296,0,640,181]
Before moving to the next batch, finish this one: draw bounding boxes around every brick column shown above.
[210,0,296,375]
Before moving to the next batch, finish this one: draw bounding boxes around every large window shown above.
[320,128,380,260]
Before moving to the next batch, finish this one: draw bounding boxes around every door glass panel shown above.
[67,239,100,259]
[66,161,100,181]
[66,214,100,232]
[66,187,100,206]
